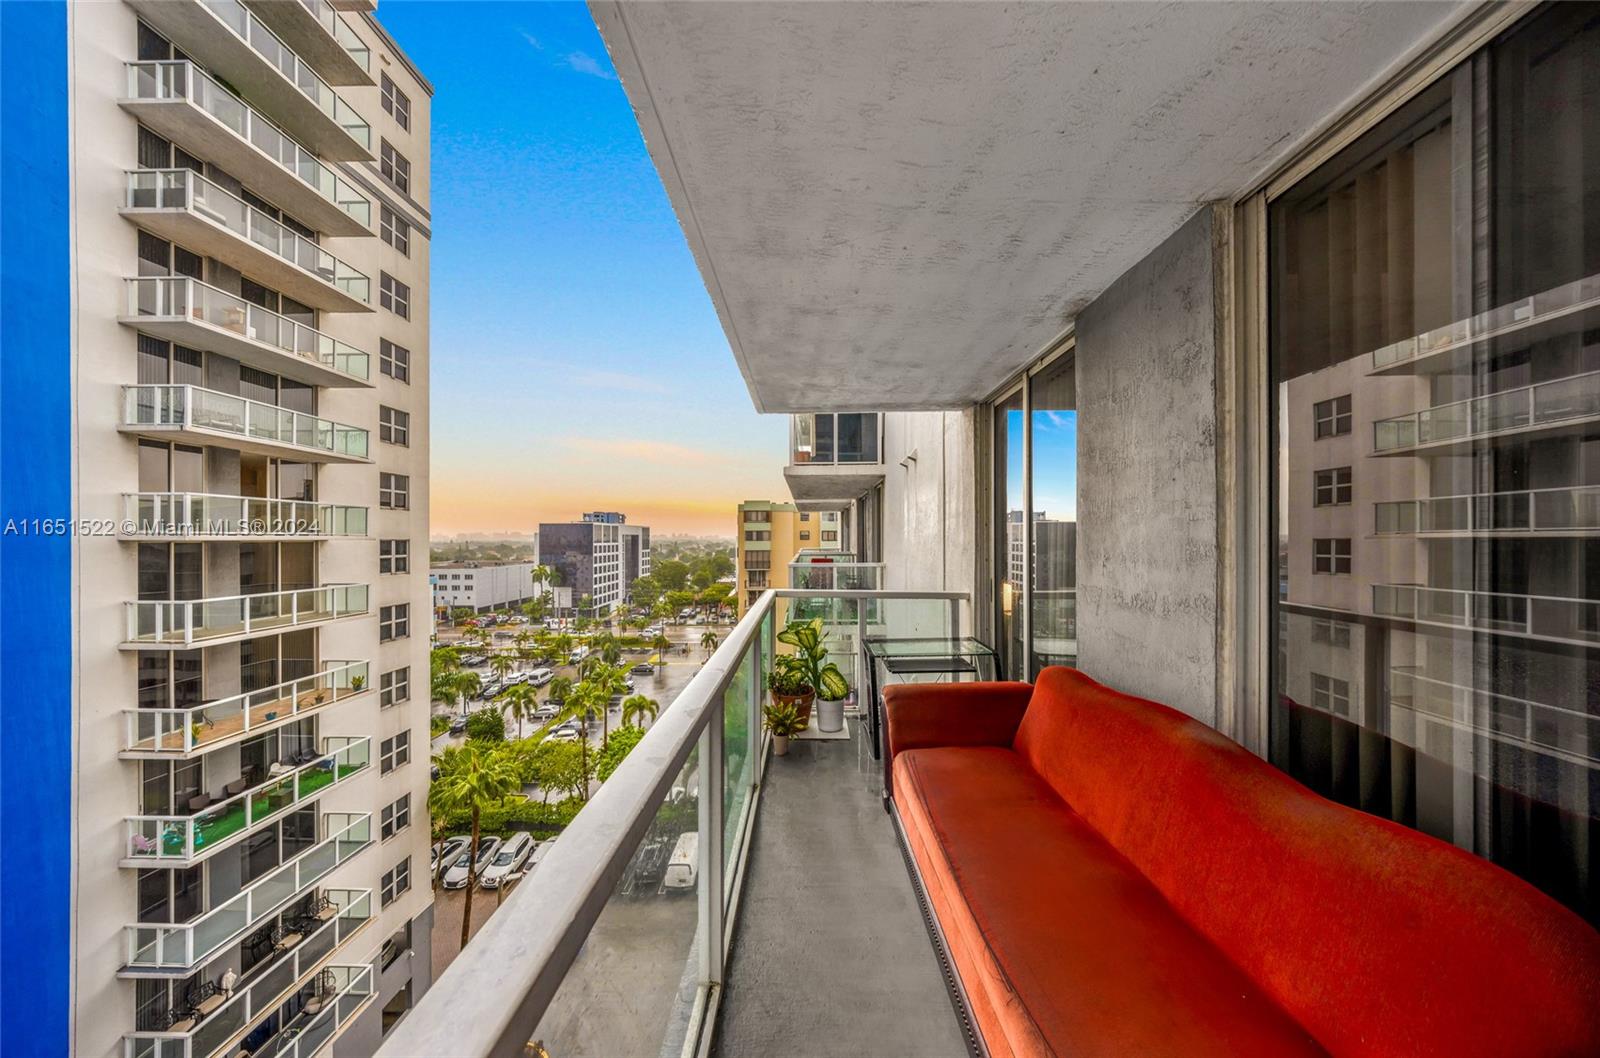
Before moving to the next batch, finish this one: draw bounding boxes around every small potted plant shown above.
[763,700,807,757]
[815,671,850,734]
[766,662,814,726]
[350,674,366,692]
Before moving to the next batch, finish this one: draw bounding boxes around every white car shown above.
[480,832,535,889]
[431,834,469,876]
[443,835,502,889]
[529,668,555,687]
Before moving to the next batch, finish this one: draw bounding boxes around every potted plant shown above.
[772,618,849,727]
[350,674,366,692]
[815,670,850,734]
[766,661,814,726]
[763,700,807,757]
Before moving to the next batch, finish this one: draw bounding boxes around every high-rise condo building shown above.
[538,512,651,615]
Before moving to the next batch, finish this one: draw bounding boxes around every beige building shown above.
[62,3,435,1055]
[734,500,842,613]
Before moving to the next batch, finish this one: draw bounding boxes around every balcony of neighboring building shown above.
[124,892,373,1058]
[120,492,369,543]
[123,812,372,975]
[782,412,885,506]
[1372,583,1600,648]
[1374,486,1600,538]
[122,170,371,313]
[124,737,369,868]
[120,61,372,237]
[327,0,375,11]
[121,277,372,387]
[123,584,370,649]
[1371,370,1600,457]
[235,0,373,87]
[123,660,371,758]
[120,384,370,464]
[1388,667,1600,770]
[123,0,373,158]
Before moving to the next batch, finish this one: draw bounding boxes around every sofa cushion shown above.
[1011,667,1600,1058]
[895,745,1326,1058]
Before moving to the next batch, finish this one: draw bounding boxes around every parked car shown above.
[532,702,561,721]
[529,668,555,687]
[504,672,531,686]
[630,663,655,676]
[545,722,581,743]
[480,832,535,889]
[443,835,502,889]
[431,835,469,876]
[479,680,504,699]
[448,716,468,735]
[663,832,699,891]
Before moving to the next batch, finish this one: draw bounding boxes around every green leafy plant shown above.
[775,618,849,699]
[350,675,365,692]
[763,700,807,738]
[465,709,506,743]
[766,662,811,696]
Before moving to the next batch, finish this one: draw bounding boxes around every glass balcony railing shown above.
[124,660,369,755]
[123,384,370,461]
[787,561,884,591]
[1373,584,1600,644]
[1369,272,1600,371]
[126,812,372,970]
[123,890,372,1058]
[297,0,374,74]
[122,492,368,540]
[186,0,371,150]
[126,170,370,304]
[125,276,370,380]
[1373,369,1600,452]
[127,738,369,863]
[124,61,372,229]
[790,413,882,465]
[125,584,370,646]
[249,964,375,1058]
[1389,668,1600,767]
[1374,485,1600,535]
[378,589,967,1058]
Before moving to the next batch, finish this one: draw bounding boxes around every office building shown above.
[537,512,650,615]
[430,560,569,615]
[2,2,434,1054]
[734,500,844,614]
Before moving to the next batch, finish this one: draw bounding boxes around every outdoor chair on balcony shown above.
[270,923,305,954]
[186,793,214,813]
[186,980,226,1020]
[884,667,1600,1058]
[222,776,251,798]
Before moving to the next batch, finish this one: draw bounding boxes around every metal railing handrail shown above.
[1372,367,1600,452]
[380,588,967,1058]
[122,382,371,460]
[1373,483,1600,534]
[293,0,374,73]
[123,659,368,754]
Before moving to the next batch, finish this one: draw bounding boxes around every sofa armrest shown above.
[884,681,1033,798]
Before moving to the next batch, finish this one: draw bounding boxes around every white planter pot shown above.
[772,734,790,757]
[817,697,845,733]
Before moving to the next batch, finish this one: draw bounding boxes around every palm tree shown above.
[430,743,521,948]
[586,665,627,741]
[489,652,515,686]
[700,629,720,659]
[621,694,659,729]
[499,681,539,739]
[546,675,574,708]
[652,632,672,667]
[431,646,463,678]
[552,633,574,662]
[531,680,604,800]
[433,669,481,716]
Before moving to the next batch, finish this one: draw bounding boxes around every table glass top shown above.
[862,636,997,658]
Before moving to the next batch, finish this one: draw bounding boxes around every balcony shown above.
[1371,370,1600,456]
[121,385,370,464]
[1374,486,1600,536]
[124,891,372,1058]
[380,589,969,1058]
[327,0,375,10]
[125,738,369,867]
[121,62,371,236]
[239,0,373,87]
[122,0,372,158]
[122,493,367,542]
[786,560,883,591]
[123,170,371,313]
[1373,584,1600,647]
[234,964,374,1058]
[124,812,372,973]
[124,584,370,649]
[123,660,370,758]
[783,413,885,507]
[1388,668,1600,769]
[121,277,371,386]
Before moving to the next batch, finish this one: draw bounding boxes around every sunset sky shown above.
[380,2,788,539]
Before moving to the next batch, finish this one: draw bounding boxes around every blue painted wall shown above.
[1,1,73,1054]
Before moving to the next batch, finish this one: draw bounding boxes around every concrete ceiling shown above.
[593,1,1468,412]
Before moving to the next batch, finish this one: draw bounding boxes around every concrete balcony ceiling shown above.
[593,1,1469,411]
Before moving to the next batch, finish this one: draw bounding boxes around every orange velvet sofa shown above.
[884,666,1600,1058]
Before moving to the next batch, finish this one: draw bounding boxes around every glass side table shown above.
[861,636,1000,798]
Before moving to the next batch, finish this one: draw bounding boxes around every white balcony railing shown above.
[123,61,371,229]
[125,812,372,970]
[1373,370,1600,453]
[379,589,967,1058]
[122,384,370,461]
[1375,485,1600,535]
[1389,668,1600,767]
[789,413,882,465]
[124,660,369,756]
[126,169,371,304]
[1373,584,1600,644]
[122,492,368,540]
[127,738,370,864]
[124,276,370,381]
[250,964,374,1058]
[786,562,885,591]
[123,890,372,1058]
[125,584,370,647]
[1370,271,1600,372]
[293,0,374,74]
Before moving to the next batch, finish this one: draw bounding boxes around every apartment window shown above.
[379,538,410,574]
[379,666,410,707]
[1311,538,1351,575]
[1312,395,1352,439]
[380,205,410,256]
[746,510,772,523]
[743,550,770,571]
[379,405,410,446]
[380,731,411,773]
[381,794,412,839]
[1310,619,1353,649]
[379,472,410,510]
[821,530,839,542]
[1313,467,1353,507]
[744,530,770,542]
[379,272,410,319]
[798,512,810,522]
[380,603,410,642]
[798,531,811,541]
[1268,4,1600,923]
[379,139,411,194]
[380,72,411,132]
[380,922,412,972]
[746,569,769,588]
[381,857,411,906]
[380,339,410,383]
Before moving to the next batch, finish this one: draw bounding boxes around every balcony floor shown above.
[714,727,968,1058]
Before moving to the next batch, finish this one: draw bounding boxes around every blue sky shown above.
[377,2,787,537]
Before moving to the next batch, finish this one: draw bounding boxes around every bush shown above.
[430,714,450,737]
[597,725,646,781]
[465,709,505,743]
[434,795,584,837]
